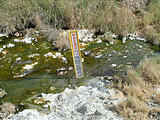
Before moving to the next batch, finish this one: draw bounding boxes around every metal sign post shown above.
[69,31,84,79]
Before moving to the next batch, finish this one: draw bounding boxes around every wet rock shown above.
[56,67,67,76]
[107,54,112,57]
[137,37,146,42]
[123,56,127,58]
[81,58,84,63]
[16,57,21,61]
[127,62,132,65]
[28,53,40,58]
[22,62,38,70]
[0,88,7,98]
[14,37,36,44]
[49,86,56,91]
[95,54,103,58]
[83,50,91,56]
[122,37,127,43]
[7,43,15,48]
[0,33,7,37]
[105,76,113,80]
[106,43,109,46]
[57,71,65,76]
[55,52,62,58]
[110,41,114,45]
[137,44,143,49]
[111,64,117,67]
[34,97,45,104]
[68,66,74,71]
[62,57,68,63]
[96,39,102,43]
[57,67,66,72]
[124,50,129,53]
[44,52,56,58]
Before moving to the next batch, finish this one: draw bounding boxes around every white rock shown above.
[129,36,134,40]
[95,54,103,58]
[10,84,123,120]
[14,37,36,44]
[78,29,94,42]
[62,57,67,63]
[0,33,7,37]
[106,43,109,46]
[81,43,87,46]
[0,48,3,52]
[22,62,38,70]
[112,64,117,67]
[28,53,40,58]
[44,52,57,58]
[123,56,127,58]
[14,39,20,42]
[22,37,32,44]
[122,37,127,43]
[55,52,62,58]
[68,66,74,71]
[7,43,15,48]
[81,58,84,63]
[96,39,102,43]
[110,41,114,45]
[16,57,21,61]
[3,45,6,49]
[35,31,39,34]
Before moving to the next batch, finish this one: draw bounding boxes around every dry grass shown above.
[114,56,160,120]
[141,25,160,45]
[0,102,15,119]
[140,57,160,84]
[0,0,137,36]
[0,0,160,46]
[116,96,149,120]
[56,30,70,50]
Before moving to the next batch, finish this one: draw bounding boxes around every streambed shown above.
[0,31,159,107]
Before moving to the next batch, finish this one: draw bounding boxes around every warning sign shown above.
[69,31,84,79]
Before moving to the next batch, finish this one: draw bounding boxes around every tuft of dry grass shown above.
[0,102,15,119]
[56,30,71,50]
[114,56,160,120]
[115,96,149,120]
[141,25,160,45]
[140,57,160,84]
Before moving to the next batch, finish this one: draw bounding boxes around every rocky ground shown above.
[5,77,125,120]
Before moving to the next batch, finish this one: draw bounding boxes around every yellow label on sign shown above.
[69,31,84,79]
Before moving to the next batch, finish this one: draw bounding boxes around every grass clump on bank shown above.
[114,56,160,120]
